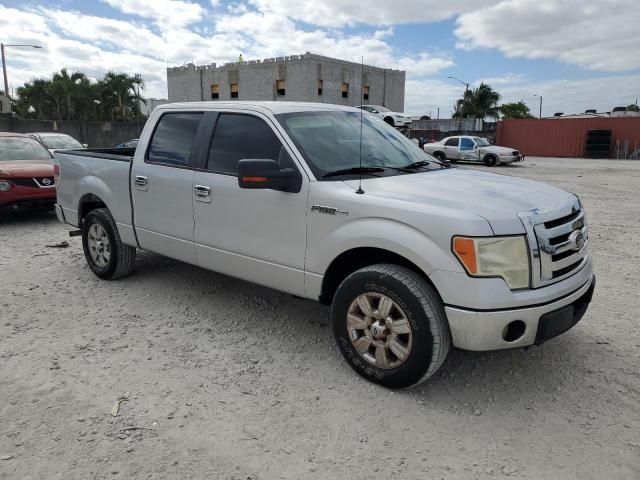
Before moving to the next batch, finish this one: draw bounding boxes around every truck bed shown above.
[54,148,138,247]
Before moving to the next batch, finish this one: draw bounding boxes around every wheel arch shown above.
[78,192,108,226]
[319,246,443,306]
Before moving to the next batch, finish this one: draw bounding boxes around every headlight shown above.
[452,236,530,289]
[0,180,12,192]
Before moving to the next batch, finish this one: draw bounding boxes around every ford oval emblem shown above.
[568,230,585,251]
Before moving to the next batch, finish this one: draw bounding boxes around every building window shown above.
[211,84,219,100]
[341,83,349,98]
[362,85,369,101]
[230,83,239,99]
[276,79,286,96]
[318,79,323,96]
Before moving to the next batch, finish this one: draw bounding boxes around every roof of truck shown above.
[156,101,360,115]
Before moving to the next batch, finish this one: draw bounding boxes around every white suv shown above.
[357,105,413,128]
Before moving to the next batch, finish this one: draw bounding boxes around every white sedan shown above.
[356,105,413,128]
[424,135,524,166]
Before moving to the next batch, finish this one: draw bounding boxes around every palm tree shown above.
[453,83,501,119]
[100,72,146,121]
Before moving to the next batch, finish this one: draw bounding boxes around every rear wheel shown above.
[331,264,451,389]
[82,208,136,279]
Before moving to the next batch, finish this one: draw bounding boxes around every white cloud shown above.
[249,0,495,27]
[455,0,640,72]
[100,0,204,28]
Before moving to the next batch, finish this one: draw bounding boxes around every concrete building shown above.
[139,98,170,117]
[167,52,406,112]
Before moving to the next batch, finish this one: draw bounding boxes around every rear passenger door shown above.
[131,111,206,265]
[443,137,459,159]
[192,111,309,296]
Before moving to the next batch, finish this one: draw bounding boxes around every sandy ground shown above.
[1,157,639,480]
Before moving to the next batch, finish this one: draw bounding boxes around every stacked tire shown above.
[584,129,611,158]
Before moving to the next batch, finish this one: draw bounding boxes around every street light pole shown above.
[1,43,42,99]
[448,75,470,132]
[534,94,543,118]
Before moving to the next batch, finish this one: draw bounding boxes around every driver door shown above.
[459,137,479,161]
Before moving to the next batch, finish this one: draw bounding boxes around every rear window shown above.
[0,137,52,161]
[147,113,203,167]
[444,137,459,147]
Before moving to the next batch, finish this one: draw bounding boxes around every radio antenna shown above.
[355,56,365,195]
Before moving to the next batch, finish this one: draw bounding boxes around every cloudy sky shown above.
[2,0,639,116]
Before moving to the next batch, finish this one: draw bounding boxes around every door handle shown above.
[194,185,212,202]
[134,175,148,191]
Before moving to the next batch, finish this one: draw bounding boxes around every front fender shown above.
[306,216,465,278]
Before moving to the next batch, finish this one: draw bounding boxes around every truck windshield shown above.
[276,111,443,179]
[0,137,52,161]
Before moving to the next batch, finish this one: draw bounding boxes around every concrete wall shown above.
[0,94,10,114]
[0,118,146,148]
[167,53,406,112]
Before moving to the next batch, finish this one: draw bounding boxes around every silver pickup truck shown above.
[54,101,595,389]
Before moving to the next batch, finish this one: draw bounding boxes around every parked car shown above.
[0,133,56,210]
[356,105,413,128]
[54,102,594,389]
[116,138,139,149]
[424,135,524,166]
[28,132,86,154]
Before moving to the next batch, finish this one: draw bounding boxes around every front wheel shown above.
[331,264,451,389]
[82,208,136,279]
[483,154,498,166]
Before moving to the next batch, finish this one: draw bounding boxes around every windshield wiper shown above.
[402,160,431,169]
[322,166,385,178]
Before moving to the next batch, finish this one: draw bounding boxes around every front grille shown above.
[9,177,54,188]
[9,177,38,187]
[533,206,588,285]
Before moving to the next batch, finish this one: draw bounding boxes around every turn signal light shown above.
[453,237,477,274]
[53,163,60,186]
[241,176,267,183]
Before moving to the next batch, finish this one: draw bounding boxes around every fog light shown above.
[502,320,526,342]
[0,180,12,192]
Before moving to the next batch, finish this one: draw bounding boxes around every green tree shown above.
[453,83,501,119]
[15,69,145,121]
[499,101,535,119]
[627,103,640,112]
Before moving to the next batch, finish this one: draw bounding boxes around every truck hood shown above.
[0,161,54,177]
[345,168,575,234]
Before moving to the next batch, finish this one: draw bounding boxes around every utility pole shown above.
[437,107,440,121]
[534,94,543,118]
[448,75,469,132]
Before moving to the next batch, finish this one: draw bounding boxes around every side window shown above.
[207,114,287,174]
[444,137,459,147]
[147,113,203,167]
[460,137,475,150]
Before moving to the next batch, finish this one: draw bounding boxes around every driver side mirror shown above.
[82,143,89,148]
[238,159,301,193]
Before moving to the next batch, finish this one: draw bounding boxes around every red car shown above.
[0,132,56,210]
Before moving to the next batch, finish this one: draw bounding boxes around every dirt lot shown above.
[1,157,639,479]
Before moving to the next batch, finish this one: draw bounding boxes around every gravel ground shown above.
[1,157,639,479]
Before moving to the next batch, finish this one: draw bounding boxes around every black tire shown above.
[384,116,395,127]
[82,208,136,280]
[331,264,451,389]
[433,151,446,162]
[483,154,498,166]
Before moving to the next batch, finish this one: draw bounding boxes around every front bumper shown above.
[445,275,595,351]
[0,184,56,208]
[500,154,525,163]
